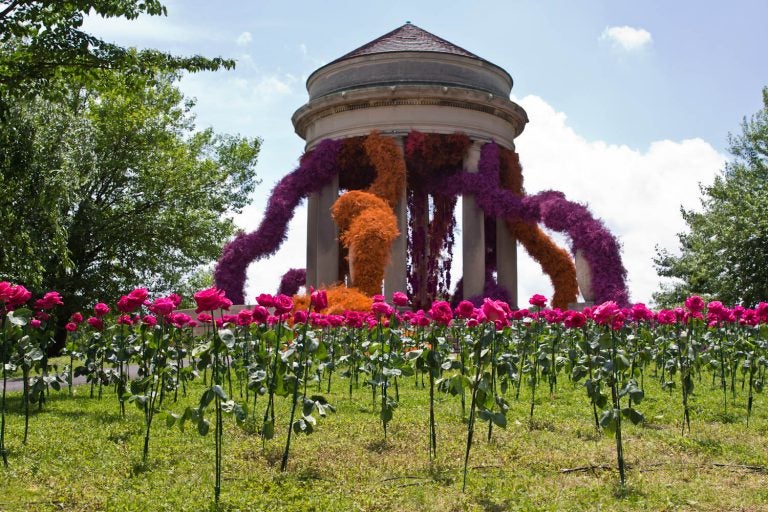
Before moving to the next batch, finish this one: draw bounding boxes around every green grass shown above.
[1,368,767,511]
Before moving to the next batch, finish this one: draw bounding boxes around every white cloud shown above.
[82,13,210,44]
[234,95,724,306]
[237,31,253,46]
[512,95,725,305]
[180,72,299,121]
[252,75,295,97]
[600,25,653,51]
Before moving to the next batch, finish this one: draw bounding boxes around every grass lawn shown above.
[1,366,767,511]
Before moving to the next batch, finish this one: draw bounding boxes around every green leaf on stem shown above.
[25,347,44,361]
[599,409,619,433]
[199,388,215,410]
[302,398,316,416]
[492,412,507,428]
[166,413,180,428]
[263,419,275,440]
[572,365,589,381]
[7,308,32,326]
[622,407,644,425]
[211,385,228,400]
[405,349,423,360]
[219,329,236,349]
[382,367,401,377]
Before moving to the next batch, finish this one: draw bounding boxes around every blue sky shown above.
[85,1,767,305]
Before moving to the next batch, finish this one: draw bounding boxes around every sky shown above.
[84,0,768,306]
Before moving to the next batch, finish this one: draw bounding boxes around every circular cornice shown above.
[292,84,528,147]
[306,51,513,101]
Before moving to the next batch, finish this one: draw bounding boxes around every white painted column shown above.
[316,174,340,288]
[384,138,408,301]
[496,220,518,308]
[574,250,594,302]
[462,141,485,299]
[306,192,319,289]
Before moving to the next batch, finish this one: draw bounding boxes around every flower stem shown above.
[463,325,488,492]
[487,327,496,443]
[281,305,312,471]
[262,320,283,447]
[610,328,626,485]
[22,368,29,444]
[1,320,8,467]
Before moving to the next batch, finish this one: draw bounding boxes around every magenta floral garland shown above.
[406,188,428,306]
[404,132,467,309]
[214,134,628,306]
[428,195,457,301]
[213,139,342,303]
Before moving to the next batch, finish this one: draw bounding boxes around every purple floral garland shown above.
[214,134,628,306]
[213,139,342,303]
[437,142,629,305]
[277,268,306,296]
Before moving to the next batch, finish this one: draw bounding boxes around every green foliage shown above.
[655,87,768,307]
[0,1,249,330]
[0,1,234,97]
[0,102,74,290]
[3,307,768,508]
[0,71,261,319]
[2,368,768,511]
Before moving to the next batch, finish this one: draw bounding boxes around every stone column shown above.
[574,250,594,302]
[306,192,319,289]
[315,174,340,288]
[496,220,518,308]
[384,137,408,300]
[462,140,485,299]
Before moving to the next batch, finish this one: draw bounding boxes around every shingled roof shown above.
[334,22,482,62]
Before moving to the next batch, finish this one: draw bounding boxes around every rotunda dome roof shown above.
[306,23,513,100]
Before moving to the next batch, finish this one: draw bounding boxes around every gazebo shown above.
[214,23,629,310]
[294,22,525,307]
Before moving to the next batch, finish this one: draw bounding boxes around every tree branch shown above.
[0,1,22,21]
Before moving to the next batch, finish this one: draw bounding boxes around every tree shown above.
[654,87,768,307]
[0,0,254,326]
[0,71,260,334]
[0,1,233,97]
[0,87,74,290]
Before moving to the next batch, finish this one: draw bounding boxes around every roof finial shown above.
[406,20,411,24]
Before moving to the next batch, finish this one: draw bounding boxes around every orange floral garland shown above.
[363,131,407,207]
[293,284,373,315]
[499,148,579,309]
[329,131,577,306]
[331,191,399,296]
[330,131,406,297]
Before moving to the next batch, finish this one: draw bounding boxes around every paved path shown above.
[3,365,141,393]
